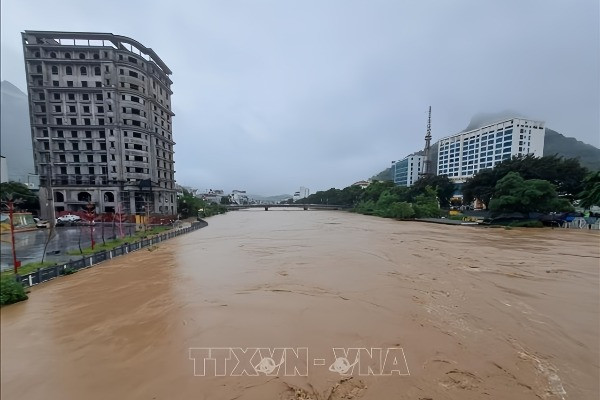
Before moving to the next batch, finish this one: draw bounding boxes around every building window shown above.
[50,52,57,58]
[79,53,86,60]
[65,53,71,59]
[94,66,101,76]
[77,192,91,202]
[80,66,87,75]
[51,66,58,74]
[66,66,72,75]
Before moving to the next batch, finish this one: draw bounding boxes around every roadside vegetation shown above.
[177,189,228,218]
[2,261,56,277]
[296,176,454,219]
[295,155,597,224]
[0,275,28,305]
[66,226,169,256]
[461,155,589,208]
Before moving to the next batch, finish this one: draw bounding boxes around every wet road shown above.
[0,223,140,270]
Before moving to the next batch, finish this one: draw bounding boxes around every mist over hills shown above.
[1,80,34,182]
[372,112,600,181]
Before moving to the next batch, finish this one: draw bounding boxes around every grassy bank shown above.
[66,226,170,256]
[2,261,57,277]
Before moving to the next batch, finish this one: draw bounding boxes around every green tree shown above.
[463,155,589,207]
[387,202,415,219]
[409,175,455,207]
[0,182,39,212]
[360,181,395,203]
[412,186,441,218]
[462,168,497,209]
[578,171,600,208]
[177,189,204,218]
[354,200,377,215]
[489,172,573,215]
[373,192,400,217]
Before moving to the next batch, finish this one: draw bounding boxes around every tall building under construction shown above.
[21,31,176,218]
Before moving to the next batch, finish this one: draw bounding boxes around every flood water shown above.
[1,210,599,400]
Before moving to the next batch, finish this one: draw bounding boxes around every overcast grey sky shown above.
[2,0,599,195]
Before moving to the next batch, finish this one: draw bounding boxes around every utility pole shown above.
[85,202,95,250]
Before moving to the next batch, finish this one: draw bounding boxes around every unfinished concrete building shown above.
[21,31,177,218]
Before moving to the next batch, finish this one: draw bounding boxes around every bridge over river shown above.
[226,204,346,211]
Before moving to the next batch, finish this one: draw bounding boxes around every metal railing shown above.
[15,220,207,288]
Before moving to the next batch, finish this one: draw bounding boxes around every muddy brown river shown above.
[1,210,599,399]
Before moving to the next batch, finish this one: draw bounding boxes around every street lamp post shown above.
[84,202,96,251]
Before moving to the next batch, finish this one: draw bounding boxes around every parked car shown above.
[56,214,82,226]
[36,219,50,228]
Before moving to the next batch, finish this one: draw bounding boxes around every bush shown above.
[0,276,28,305]
[412,187,442,218]
[413,203,441,218]
[387,202,415,219]
[354,200,376,215]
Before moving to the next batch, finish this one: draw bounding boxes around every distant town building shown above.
[200,189,225,204]
[392,153,425,187]
[22,31,177,218]
[292,186,310,201]
[437,117,545,184]
[351,180,370,189]
[231,190,249,205]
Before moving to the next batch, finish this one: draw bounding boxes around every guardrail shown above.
[15,220,207,288]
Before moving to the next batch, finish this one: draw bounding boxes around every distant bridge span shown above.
[226,204,346,211]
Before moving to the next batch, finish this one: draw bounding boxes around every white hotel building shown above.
[437,118,545,184]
